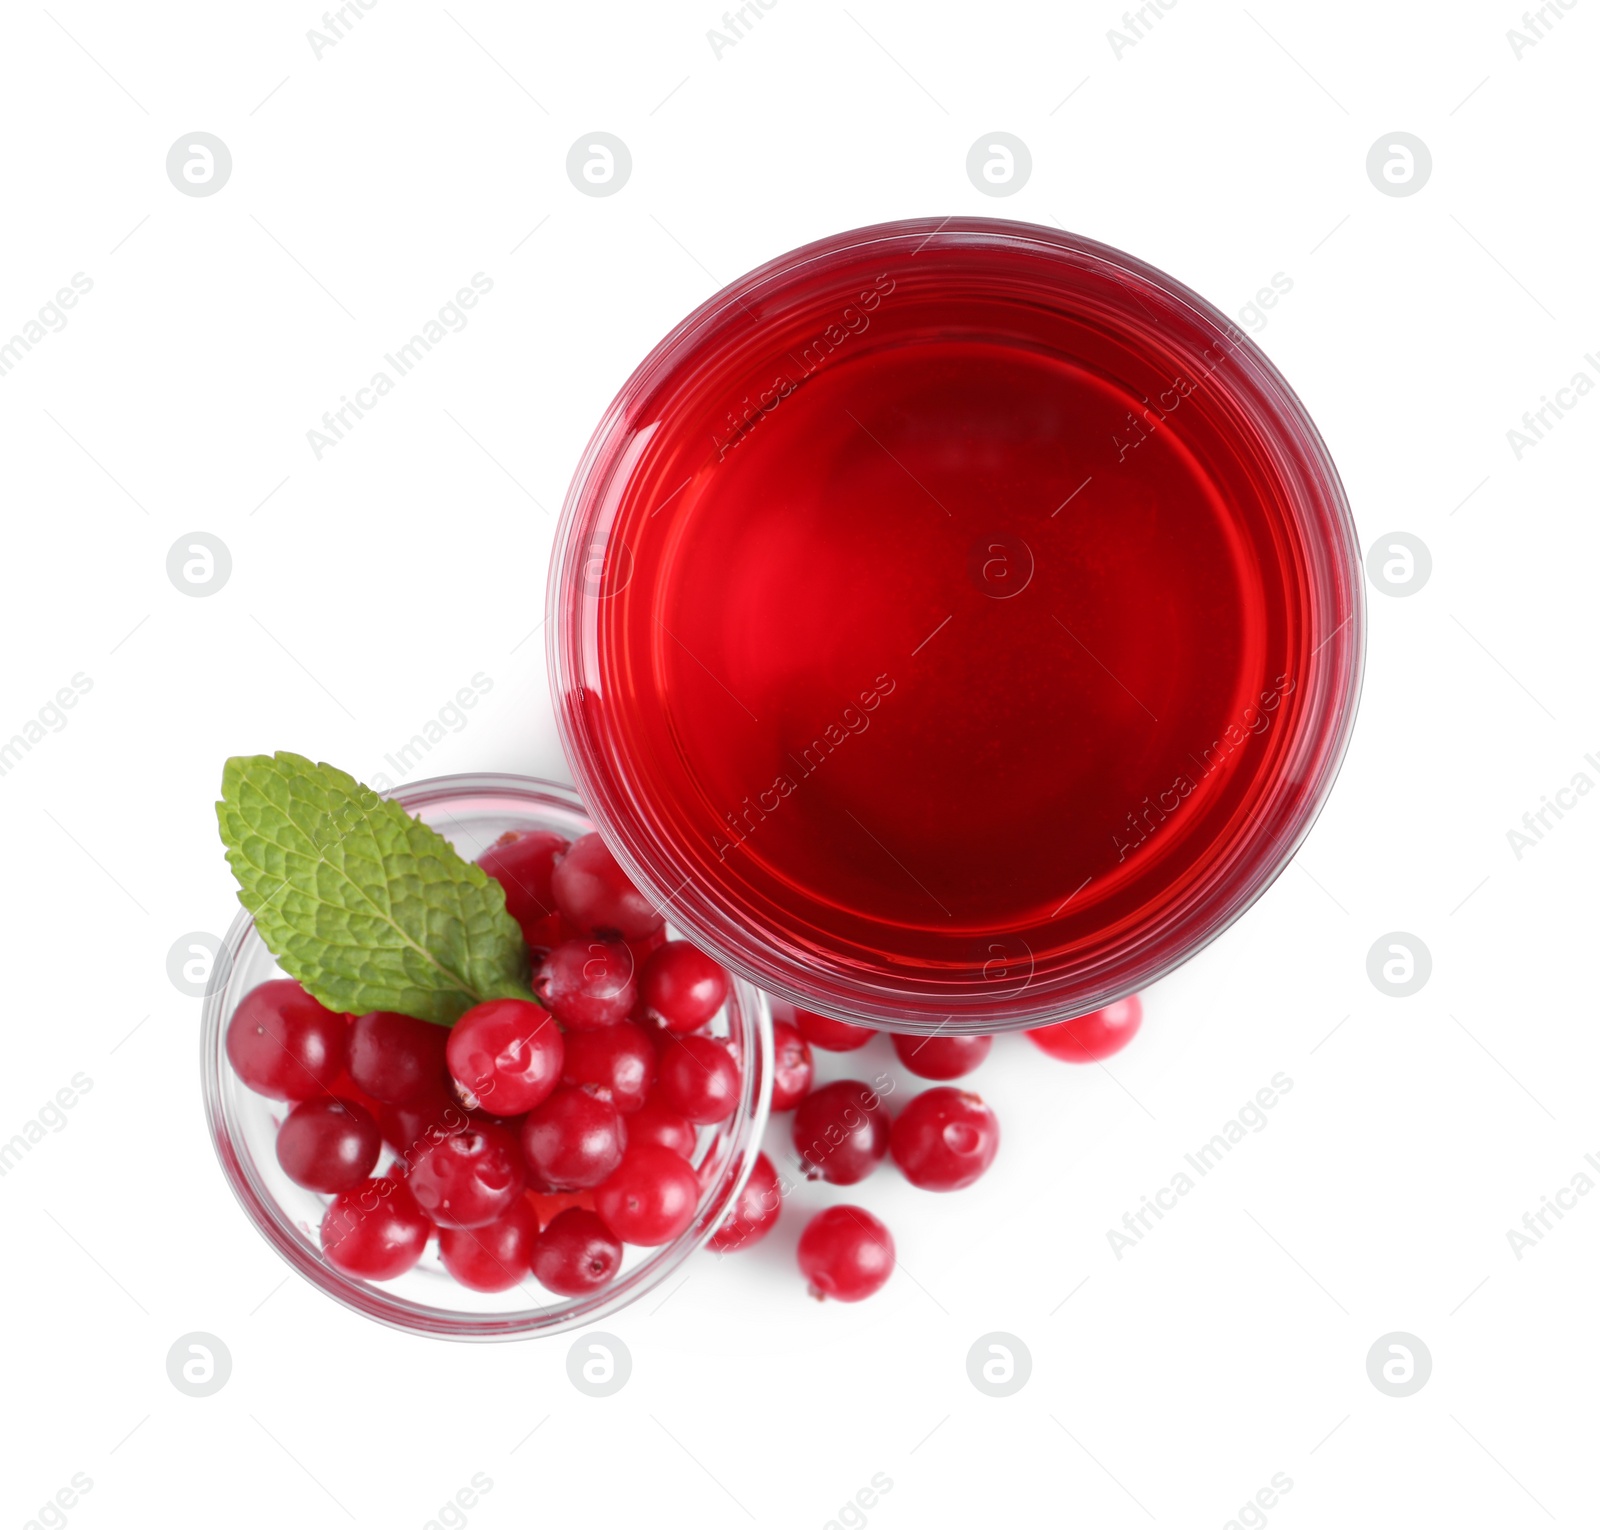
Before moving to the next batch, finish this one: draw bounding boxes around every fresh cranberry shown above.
[770,1020,814,1111]
[226,980,347,1100]
[891,1031,993,1080]
[550,832,664,941]
[446,998,564,1115]
[793,1008,875,1052]
[520,1087,628,1190]
[535,939,636,1031]
[377,1088,471,1159]
[477,830,568,948]
[561,1022,655,1113]
[407,1121,525,1227]
[438,1198,540,1292]
[347,1010,450,1105]
[530,1208,623,1295]
[519,912,573,957]
[625,1098,698,1158]
[654,1034,741,1125]
[791,1079,890,1184]
[594,1145,700,1245]
[797,1205,894,1302]
[321,1177,431,1280]
[1027,995,1143,1062]
[628,926,667,969]
[276,1097,381,1192]
[890,1087,1000,1191]
[708,1152,782,1253]
[527,1187,596,1222]
[640,941,729,1033]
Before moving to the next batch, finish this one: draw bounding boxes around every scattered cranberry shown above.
[530,1207,623,1295]
[797,1206,894,1302]
[321,1177,431,1280]
[276,1097,381,1193]
[890,1087,1000,1191]
[407,1121,525,1227]
[477,830,568,948]
[535,939,636,1031]
[226,980,347,1101]
[1027,995,1143,1062]
[520,1087,628,1190]
[595,1145,700,1245]
[641,941,729,1033]
[347,1010,449,1105]
[625,1098,698,1158]
[438,1198,540,1293]
[551,832,664,942]
[769,1020,815,1111]
[561,1021,655,1113]
[654,1034,741,1125]
[709,1152,782,1254]
[891,1031,992,1081]
[791,1079,890,1185]
[446,998,564,1115]
[793,1008,875,1052]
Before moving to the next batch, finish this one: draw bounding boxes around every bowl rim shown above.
[547,215,1365,1032]
[200,770,773,1341]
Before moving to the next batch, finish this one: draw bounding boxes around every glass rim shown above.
[547,216,1365,1033]
[199,771,774,1341]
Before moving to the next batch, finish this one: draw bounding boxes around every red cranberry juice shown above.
[583,242,1316,980]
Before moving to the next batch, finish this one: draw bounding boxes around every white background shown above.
[2,1,1596,1526]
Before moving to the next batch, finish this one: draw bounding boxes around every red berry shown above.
[791,1079,890,1185]
[530,1207,623,1295]
[407,1121,525,1227]
[550,832,664,941]
[594,1145,700,1245]
[276,1097,381,1192]
[535,939,637,1031]
[654,1034,741,1125]
[377,1087,471,1159]
[793,1008,875,1052]
[226,980,346,1101]
[797,1206,894,1302]
[561,1021,656,1113]
[889,1087,1000,1191]
[1027,995,1143,1062]
[708,1152,782,1253]
[520,1087,628,1190]
[527,1187,596,1222]
[625,1098,697,1158]
[891,1032,993,1081]
[438,1198,540,1292]
[347,1011,450,1105]
[628,925,667,969]
[476,830,568,949]
[770,1020,814,1111]
[446,999,564,1115]
[640,941,729,1033]
[321,1177,431,1280]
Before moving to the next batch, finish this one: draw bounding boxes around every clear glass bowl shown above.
[200,773,772,1340]
[547,217,1364,1034]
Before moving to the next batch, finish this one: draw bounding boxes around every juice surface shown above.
[565,225,1347,1011]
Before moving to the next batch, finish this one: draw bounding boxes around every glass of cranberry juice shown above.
[551,219,1363,1032]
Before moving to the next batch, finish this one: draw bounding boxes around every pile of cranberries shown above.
[226,827,753,1299]
[225,823,1145,1307]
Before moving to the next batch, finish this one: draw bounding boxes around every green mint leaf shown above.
[216,751,534,1025]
